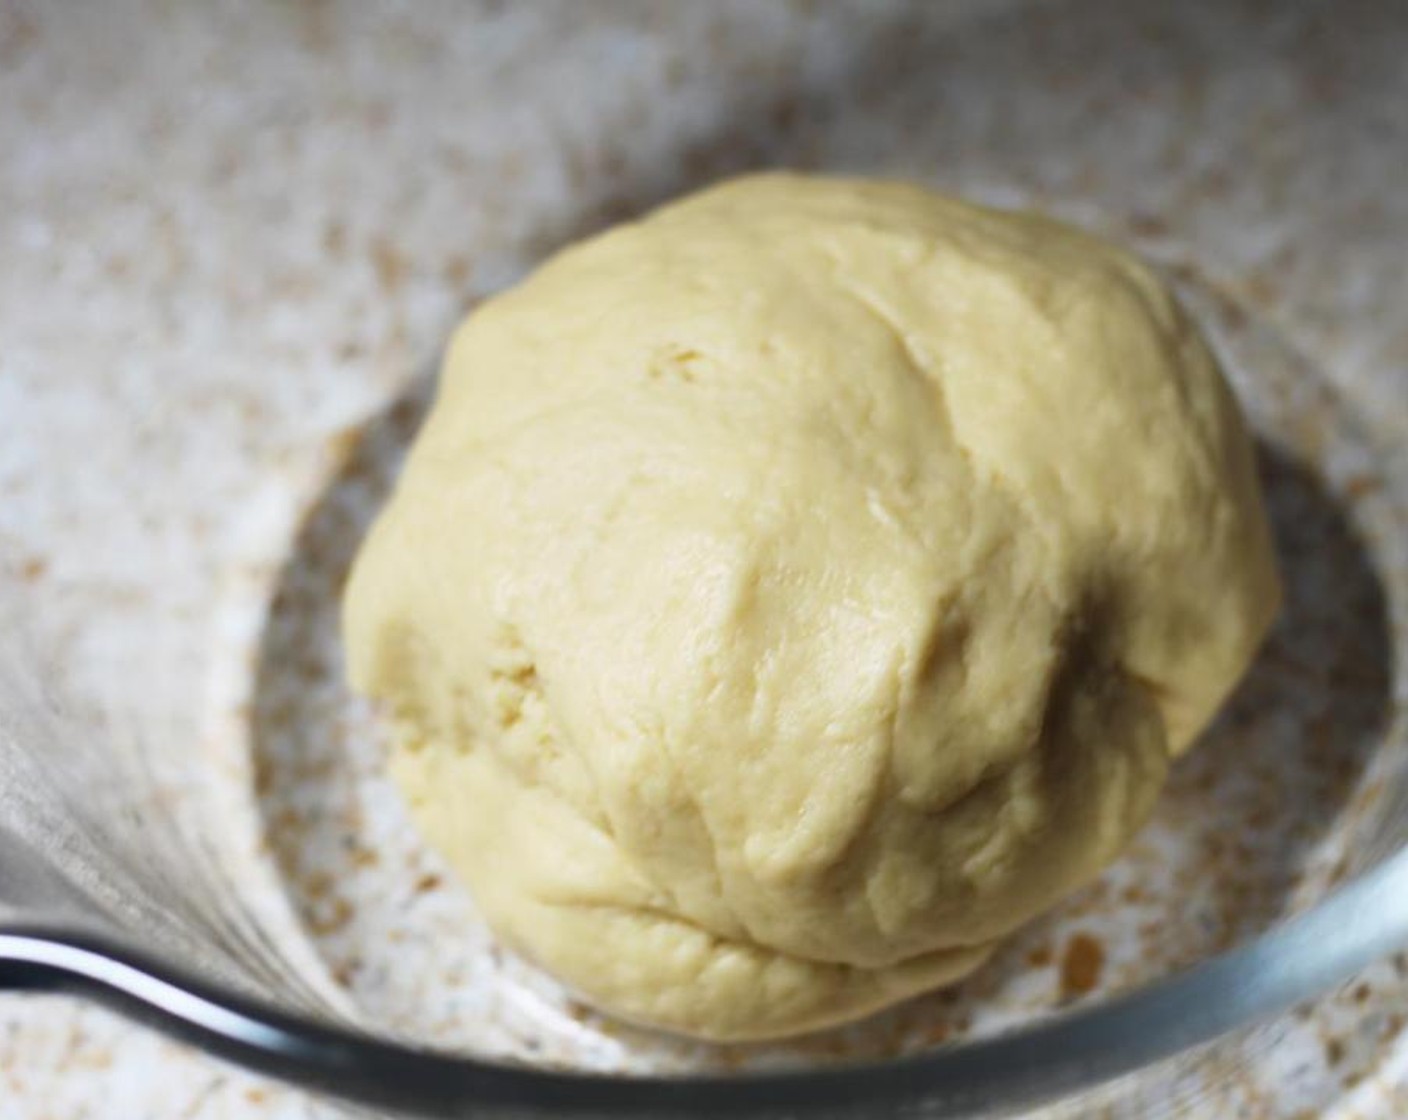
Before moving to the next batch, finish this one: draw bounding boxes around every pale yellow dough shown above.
[343,174,1279,1041]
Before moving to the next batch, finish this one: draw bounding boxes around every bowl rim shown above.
[4,841,1407,1118]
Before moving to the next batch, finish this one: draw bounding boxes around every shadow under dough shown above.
[1172,439,1394,911]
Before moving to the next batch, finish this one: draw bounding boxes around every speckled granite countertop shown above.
[2,1,1406,1117]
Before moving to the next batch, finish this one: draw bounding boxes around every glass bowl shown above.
[3,1,1405,1116]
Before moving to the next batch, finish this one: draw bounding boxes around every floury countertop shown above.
[2,1,1406,1117]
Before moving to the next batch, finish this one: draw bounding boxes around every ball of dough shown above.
[343,174,1279,1041]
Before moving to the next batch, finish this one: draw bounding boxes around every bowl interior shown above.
[248,265,1404,1092]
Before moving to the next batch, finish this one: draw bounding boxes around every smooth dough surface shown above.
[343,174,1279,1040]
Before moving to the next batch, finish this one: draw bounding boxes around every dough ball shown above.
[343,174,1279,1040]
